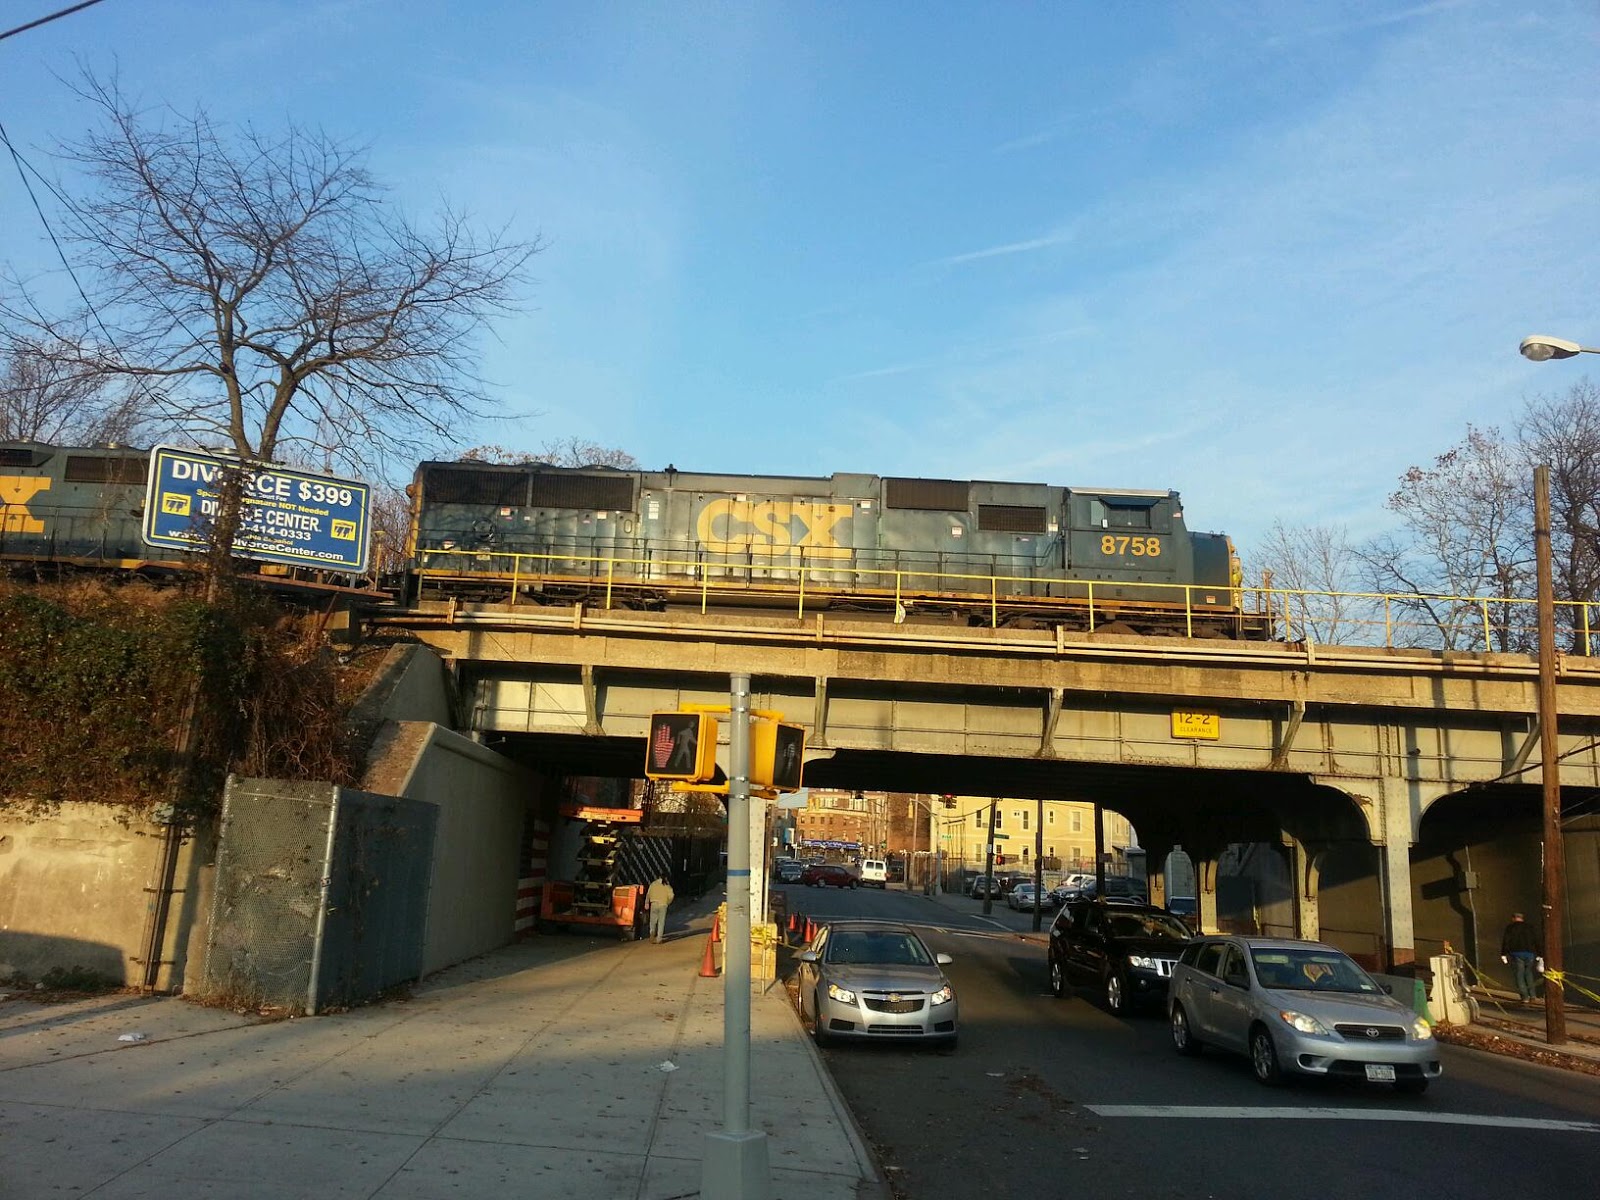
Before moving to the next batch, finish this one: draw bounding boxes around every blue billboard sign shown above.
[141,446,372,573]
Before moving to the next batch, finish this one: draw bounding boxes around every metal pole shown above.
[703,671,771,1199]
[982,800,998,916]
[929,797,941,894]
[1094,802,1106,894]
[1033,797,1045,932]
[1534,467,1567,1045]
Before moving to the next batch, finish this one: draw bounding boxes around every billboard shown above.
[141,446,372,573]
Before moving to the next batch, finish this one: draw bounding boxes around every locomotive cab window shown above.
[1097,501,1150,529]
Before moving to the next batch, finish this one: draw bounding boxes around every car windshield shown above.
[825,931,933,966]
[1249,948,1381,994]
[1105,912,1192,941]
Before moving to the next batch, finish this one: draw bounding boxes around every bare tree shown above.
[1519,379,1600,646]
[0,334,143,444]
[1248,521,1371,645]
[455,438,640,469]
[3,73,539,482]
[1360,426,1533,651]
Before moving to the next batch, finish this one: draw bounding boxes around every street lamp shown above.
[1519,334,1599,362]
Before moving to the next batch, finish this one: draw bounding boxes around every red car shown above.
[800,864,859,888]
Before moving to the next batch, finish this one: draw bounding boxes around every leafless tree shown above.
[1360,426,1533,651]
[1519,379,1600,646]
[3,72,539,482]
[1247,521,1372,645]
[0,334,143,444]
[455,438,640,469]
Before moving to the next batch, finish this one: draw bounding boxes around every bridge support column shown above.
[1287,838,1324,942]
[1376,773,1419,971]
[1143,842,1172,909]
[1193,853,1223,934]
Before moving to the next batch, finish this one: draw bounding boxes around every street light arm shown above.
[1520,334,1600,362]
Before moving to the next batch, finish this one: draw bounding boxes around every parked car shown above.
[801,863,859,888]
[1048,900,1194,1014]
[1167,935,1441,1093]
[860,859,888,888]
[1055,875,1148,905]
[1165,896,1198,929]
[966,875,1001,898]
[796,920,959,1046]
[1007,882,1056,911]
[775,859,805,883]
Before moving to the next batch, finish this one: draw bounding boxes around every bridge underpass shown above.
[384,601,1600,978]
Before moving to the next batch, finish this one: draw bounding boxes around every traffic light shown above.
[644,712,718,782]
[752,720,806,791]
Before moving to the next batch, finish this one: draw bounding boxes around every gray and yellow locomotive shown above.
[407,461,1255,636]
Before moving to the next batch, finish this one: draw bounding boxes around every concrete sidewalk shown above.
[0,897,884,1199]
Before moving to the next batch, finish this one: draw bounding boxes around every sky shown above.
[3,0,1599,556]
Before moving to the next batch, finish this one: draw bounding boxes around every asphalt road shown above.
[774,883,1600,1200]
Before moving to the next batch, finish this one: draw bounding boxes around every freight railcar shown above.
[0,441,378,597]
[406,461,1259,637]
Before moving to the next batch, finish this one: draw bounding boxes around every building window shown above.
[994,809,1004,830]
[1021,809,1030,831]
[1047,845,1055,857]
[1022,846,1030,861]
[974,810,983,829]
[1071,811,1083,833]
[1047,809,1055,826]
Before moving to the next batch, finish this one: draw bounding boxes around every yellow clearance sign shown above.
[695,498,854,559]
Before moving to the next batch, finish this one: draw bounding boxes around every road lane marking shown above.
[1085,1105,1600,1132]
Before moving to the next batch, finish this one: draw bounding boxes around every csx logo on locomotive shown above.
[694,498,855,559]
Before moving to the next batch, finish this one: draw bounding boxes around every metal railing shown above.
[409,546,1600,655]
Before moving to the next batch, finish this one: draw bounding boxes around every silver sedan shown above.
[1168,935,1441,1093]
[797,921,958,1047]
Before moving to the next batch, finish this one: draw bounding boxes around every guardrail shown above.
[408,547,1598,655]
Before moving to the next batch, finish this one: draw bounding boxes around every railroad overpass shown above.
[380,601,1600,974]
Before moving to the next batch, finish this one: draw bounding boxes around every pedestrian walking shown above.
[646,875,675,943]
[1500,911,1544,1002]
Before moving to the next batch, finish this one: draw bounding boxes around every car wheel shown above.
[1170,1003,1203,1056]
[1049,956,1066,998]
[1104,969,1127,1015]
[1393,1077,1429,1095]
[1250,1027,1283,1086]
[812,992,832,1046]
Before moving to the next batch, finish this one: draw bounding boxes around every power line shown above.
[1,1,109,44]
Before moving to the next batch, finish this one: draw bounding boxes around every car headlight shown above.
[826,983,857,1004]
[1412,1017,1434,1040]
[1276,1009,1330,1035]
[1127,955,1157,970]
[929,985,954,1006]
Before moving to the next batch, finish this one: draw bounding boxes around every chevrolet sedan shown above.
[797,921,958,1047]
[1168,935,1441,1093]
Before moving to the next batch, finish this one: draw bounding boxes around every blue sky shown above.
[4,0,1599,555]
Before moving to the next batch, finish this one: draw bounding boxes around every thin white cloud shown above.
[931,231,1075,268]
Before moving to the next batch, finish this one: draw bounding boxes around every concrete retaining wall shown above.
[0,805,215,990]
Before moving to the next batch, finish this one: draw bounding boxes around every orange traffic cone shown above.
[699,933,720,978]
[711,912,722,943]
[804,917,816,942]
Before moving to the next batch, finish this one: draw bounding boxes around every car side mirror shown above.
[1381,983,1393,995]
[935,953,953,965]
[798,950,819,963]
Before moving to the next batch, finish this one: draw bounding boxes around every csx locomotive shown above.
[407,459,1257,637]
[2,442,1256,636]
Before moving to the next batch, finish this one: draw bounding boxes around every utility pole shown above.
[982,800,998,916]
[1534,466,1567,1046]
[1032,797,1045,932]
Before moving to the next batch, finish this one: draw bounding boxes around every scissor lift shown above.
[540,805,647,939]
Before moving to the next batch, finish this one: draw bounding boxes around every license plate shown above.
[1364,1064,1396,1082]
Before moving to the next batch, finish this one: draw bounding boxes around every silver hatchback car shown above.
[1168,935,1441,1093]
[797,921,958,1047]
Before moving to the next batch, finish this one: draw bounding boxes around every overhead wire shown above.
[1,1,109,44]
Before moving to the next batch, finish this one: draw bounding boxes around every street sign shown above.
[141,446,372,572]
[1171,710,1220,740]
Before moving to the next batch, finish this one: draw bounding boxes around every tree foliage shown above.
[0,335,143,444]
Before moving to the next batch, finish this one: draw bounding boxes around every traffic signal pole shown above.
[702,672,771,1200]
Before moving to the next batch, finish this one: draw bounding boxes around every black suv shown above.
[1047,900,1194,1015]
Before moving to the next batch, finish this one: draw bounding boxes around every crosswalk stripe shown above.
[1085,1105,1600,1132]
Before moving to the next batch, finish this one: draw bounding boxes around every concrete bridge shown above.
[382,601,1600,976]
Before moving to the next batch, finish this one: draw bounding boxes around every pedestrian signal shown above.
[752,720,806,791]
[645,712,718,782]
